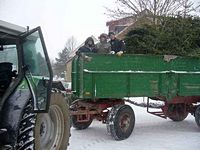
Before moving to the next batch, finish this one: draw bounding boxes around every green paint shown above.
[72,54,200,101]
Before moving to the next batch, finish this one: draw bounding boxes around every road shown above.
[68,101,200,150]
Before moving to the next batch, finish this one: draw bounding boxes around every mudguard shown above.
[52,81,66,91]
[0,89,31,146]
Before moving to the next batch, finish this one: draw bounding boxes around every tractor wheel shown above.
[16,99,35,150]
[17,92,70,150]
[71,115,93,130]
[195,105,200,128]
[107,104,135,140]
[167,104,188,122]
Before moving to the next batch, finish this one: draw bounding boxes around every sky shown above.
[0,0,115,59]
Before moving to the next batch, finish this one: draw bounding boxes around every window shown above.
[23,31,49,77]
[22,28,51,111]
[0,45,18,71]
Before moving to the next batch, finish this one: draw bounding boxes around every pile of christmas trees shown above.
[125,16,200,57]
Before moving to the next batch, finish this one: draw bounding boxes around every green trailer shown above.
[70,53,200,140]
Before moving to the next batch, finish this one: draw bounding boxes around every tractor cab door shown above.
[21,27,53,112]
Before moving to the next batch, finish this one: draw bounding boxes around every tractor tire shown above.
[71,115,93,130]
[16,99,35,150]
[195,105,200,128]
[107,104,135,141]
[17,92,70,150]
[167,104,188,122]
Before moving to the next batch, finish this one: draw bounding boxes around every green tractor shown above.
[0,20,70,149]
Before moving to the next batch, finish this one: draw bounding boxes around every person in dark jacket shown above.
[108,32,125,56]
[76,37,97,55]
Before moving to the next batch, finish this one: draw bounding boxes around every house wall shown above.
[66,60,72,82]
[106,9,153,37]
[106,17,136,33]
[116,17,153,40]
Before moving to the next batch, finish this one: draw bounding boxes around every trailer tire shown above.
[195,105,200,128]
[17,92,70,150]
[71,115,93,130]
[107,104,135,140]
[167,104,188,122]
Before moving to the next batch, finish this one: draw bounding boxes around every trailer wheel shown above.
[167,104,188,121]
[107,104,135,140]
[17,92,70,150]
[71,115,93,130]
[195,105,200,128]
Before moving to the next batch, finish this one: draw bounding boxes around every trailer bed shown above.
[72,54,200,102]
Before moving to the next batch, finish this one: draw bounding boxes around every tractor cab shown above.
[0,20,52,112]
[0,22,22,98]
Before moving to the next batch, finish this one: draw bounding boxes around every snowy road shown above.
[69,102,200,150]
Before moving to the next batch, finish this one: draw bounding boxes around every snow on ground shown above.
[68,98,200,150]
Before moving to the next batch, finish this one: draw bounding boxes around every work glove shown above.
[84,55,92,61]
[116,51,123,56]
[109,51,115,54]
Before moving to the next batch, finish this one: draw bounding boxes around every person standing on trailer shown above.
[96,33,111,54]
[108,32,125,56]
[76,37,97,55]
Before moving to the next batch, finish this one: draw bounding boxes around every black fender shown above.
[0,89,31,146]
[52,81,66,91]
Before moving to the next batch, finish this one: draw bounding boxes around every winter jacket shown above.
[78,45,94,53]
[76,45,97,56]
[110,38,125,53]
[96,41,111,54]
[76,37,97,55]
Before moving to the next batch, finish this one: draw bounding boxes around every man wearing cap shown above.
[108,32,125,56]
[96,33,111,54]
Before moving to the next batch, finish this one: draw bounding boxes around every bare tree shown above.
[53,36,77,77]
[105,0,199,21]
[64,36,77,53]
[105,0,182,18]
[178,0,200,17]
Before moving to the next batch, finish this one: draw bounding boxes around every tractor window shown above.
[0,45,18,71]
[0,45,18,97]
[22,29,51,111]
[23,31,49,77]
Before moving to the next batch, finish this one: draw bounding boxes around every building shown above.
[106,16,137,34]
[106,9,153,39]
